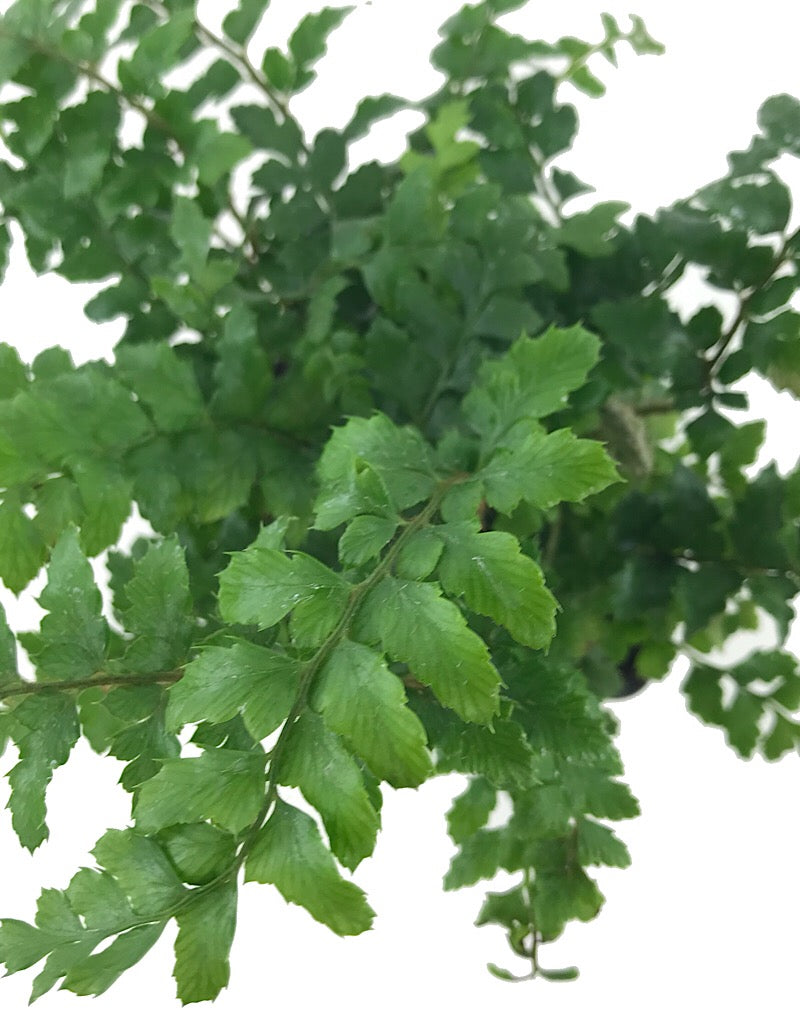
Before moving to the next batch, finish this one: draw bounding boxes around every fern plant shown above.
[0,0,798,1003]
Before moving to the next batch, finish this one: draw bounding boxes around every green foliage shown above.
[0,0,798,1005]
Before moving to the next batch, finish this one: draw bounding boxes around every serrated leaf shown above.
[312,639,432,787]
[135,749,266,834]
[556,201,629,256]
[117,539,193,672]
[169,196,211,278]
[447,777,497,844]
[393,528,445,580]
[92,830,185,918]
[338,515,398,567]
[63,923,165,997]
[444,828,507,889]
[160,824,237,886]
[167,642,299,740]
[116,342,205,433]
[355,579,501,724]
[195,129,252,186]
[464,325,601,433]
[0,343,27,399]
[30,527,106,680]
[7,692,80,849]
[481,429,621,514]
[436,718,539,789]
[69,458,132,556]
[245,799,374,935]
[65,869,133,933]
[174,882,237,1004]
[343,93,407,142]
[315,414,436,529]
[222,0,270,44]
[576,817,631,868]
[278,710,379,869]
[0,496,46,593]
[219,547,348,636]
[438,525,558,649]
[0,920,57,975]
[288,7,353,70]
[0,603,18,684]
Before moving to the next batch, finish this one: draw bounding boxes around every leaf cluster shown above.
[0,0,798,1003]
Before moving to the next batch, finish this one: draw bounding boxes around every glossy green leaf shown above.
[312,638,432,787]
[167,641,300,740]
[245,799,374,936]
[438,524,558,648]
[219,547,349,634]
[481,429,621,514]
[355,579,501,724]
[31,527,106,680]
[135,749,267,834]
[278,710,380,869]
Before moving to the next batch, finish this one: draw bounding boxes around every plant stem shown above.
[0,670,182,701]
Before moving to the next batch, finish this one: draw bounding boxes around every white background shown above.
[1,1,800,1020]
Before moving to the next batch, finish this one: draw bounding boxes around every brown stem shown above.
[0,670,182,701]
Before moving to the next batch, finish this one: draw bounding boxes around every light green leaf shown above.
[314,413,436,529]
[464,325,601,433]
[117,539,193,673]
[278,710,380,869]
[393,528,444,580]
[438,525,558,649]
[245,799,374,936]
[6,693,80,850]
[92,830,185,918]
[174,882,237,1005]
[0,343,27,399]
[32,527,106,680]
[312,638,432,787]
[219,547,349,633]
[444,829,508,890]
[355,579,501,724]
[338,515,398,567]
[63,923,165,997]
[70,458,132,556]
[195,128,253,186]
[170,197,212,278]
[481,429,621,514]
[134,749,266,834]
[65,869,133,933]
[166,642,300,740]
